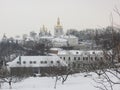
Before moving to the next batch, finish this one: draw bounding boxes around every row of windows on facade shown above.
[72,51,99,55]
[17,61,60,64]
[60,56,103,61]
[68,62,91,68]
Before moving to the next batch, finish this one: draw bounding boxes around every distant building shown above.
[37,18,78,48]
[50,48,63,54]
[54,18,63,37]
[57,50,104,67]
[39,25,51,37]
[63,35,78,46]
[52,37,67,47]
[51,35,78,47]
[1,34,8,43]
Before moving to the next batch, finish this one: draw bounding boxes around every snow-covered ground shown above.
[1,73,120,90]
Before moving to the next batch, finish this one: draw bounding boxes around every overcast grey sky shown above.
[0,0,120,38]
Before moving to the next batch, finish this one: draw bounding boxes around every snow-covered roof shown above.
[80,41,92,45]
[7,55,67,67]
[50,48,63,51]
[26,37,35,41]
[39,36,54,39]
[58,50,85,55]
[52,38,67,42]
[87,50,103,55]
[57,50,68,55]
[63,35,78,39]
[58,50,103,55]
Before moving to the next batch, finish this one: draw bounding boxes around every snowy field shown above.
[1,73,120,90]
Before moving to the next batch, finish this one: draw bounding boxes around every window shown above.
[86,57,88,60]
[74,57,76,60]
[51,61,53,64]
[30,61,32,64]
[95,57,97,60]
[63,57,65,60]
[93,52,95,54]
[83,57,85,60]
[40,61,43,64]
[68,57,71,60]
[76,52,79,54]
[23,61,26,64]
[100,57,103,60]
[60,57,62,59]
[90,57,93,61]
[78,57,80,60]
[17,61,20,64]
[33,61,36,64]
[57,61,60,64]
[44,61,47,64]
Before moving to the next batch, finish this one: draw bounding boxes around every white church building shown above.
[39,18,78,47]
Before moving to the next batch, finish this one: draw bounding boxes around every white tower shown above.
[54,18,63,37]
[39,25,48,36]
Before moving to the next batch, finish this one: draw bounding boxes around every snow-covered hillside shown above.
[1,73,120,90]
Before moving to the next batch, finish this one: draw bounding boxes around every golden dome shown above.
[56,17,62,28]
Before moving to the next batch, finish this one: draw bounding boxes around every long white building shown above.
[56,50,104,66]
[7,55,67,76]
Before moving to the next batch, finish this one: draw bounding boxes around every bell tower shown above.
[54,17,63,37]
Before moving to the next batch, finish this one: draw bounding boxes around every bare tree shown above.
[0,67,25,89]
[29,31,37,40]
[92,6,120,90]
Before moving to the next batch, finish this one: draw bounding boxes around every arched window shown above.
[74,57,76,60]
[86,57,88,60]
[90,57,93,61]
